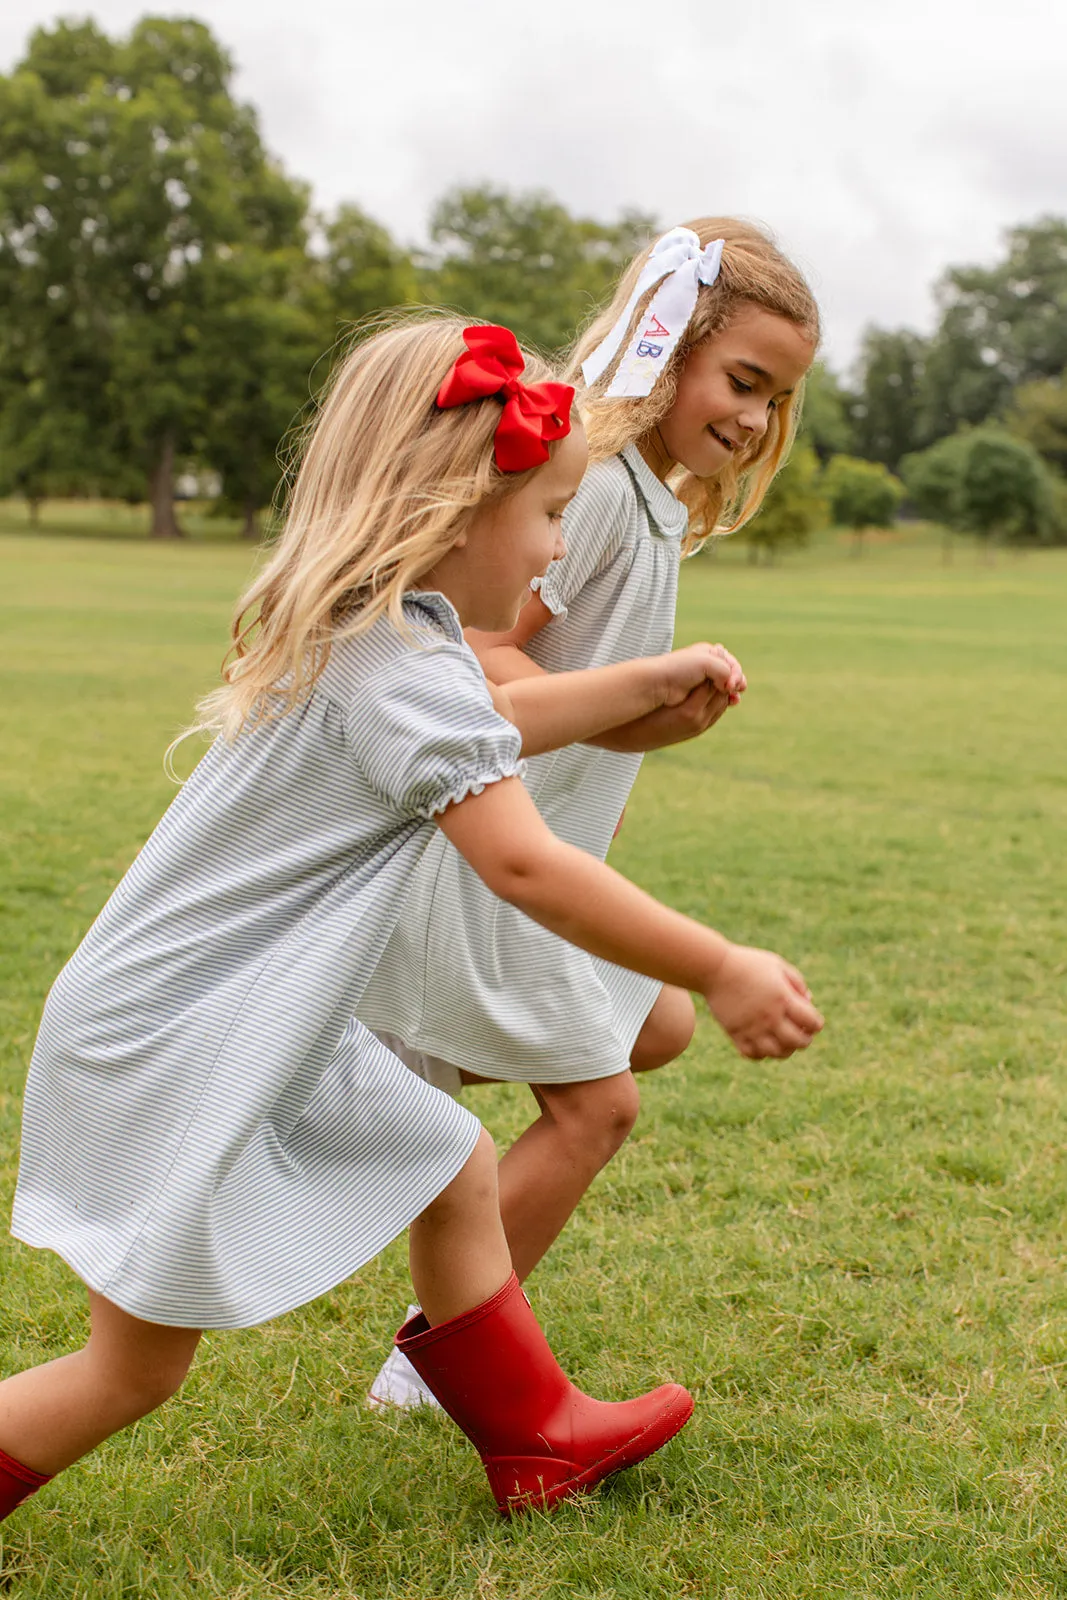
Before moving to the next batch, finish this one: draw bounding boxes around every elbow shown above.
[477,835,562,911]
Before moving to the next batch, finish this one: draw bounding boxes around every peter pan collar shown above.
[621,444,689,540]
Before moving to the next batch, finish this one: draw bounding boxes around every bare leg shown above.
[470,985,697,1281]
[630,985,695,1072]
[369,996,693,1409]
[0,1291,200,1476]
[490,1072,640,1281]
[408,1127,512,1326]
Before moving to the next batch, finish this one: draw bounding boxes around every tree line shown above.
[2,15,1065,552]
[784,217,1067,556]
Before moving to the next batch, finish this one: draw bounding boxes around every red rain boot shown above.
[396,1273,693,1515]
[0,1446,52,1522]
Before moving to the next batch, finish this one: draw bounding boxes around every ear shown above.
[451,529,468,549]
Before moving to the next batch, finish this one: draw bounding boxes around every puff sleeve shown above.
[345,643,524,820]
[532,458,634,619]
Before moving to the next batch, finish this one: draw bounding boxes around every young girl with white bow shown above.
[0,315,820,1532]
[362,220,822,1408]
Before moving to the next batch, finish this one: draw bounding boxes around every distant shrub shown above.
[823,455,904,553]
[739,444,827,564]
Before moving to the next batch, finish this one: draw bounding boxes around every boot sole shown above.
[496,1387,695,1516]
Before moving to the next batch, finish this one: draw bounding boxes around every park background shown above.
[1,9,1066,1598]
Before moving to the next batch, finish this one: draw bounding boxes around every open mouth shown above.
[707,426,736,452]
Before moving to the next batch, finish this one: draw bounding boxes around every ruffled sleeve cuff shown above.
[345,644,526,822]
[418,758,527,821]
[529,572,568,619]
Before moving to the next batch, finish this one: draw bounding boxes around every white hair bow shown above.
[582,227,725,399]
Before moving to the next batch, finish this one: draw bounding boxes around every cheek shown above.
[665,395,708,450]
[674,375,723,430]
[507,520,555,579]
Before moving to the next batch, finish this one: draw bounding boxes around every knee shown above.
[426,1127,499,1220]
[128,1348,197,1413]
[465,1126,499,1187]
[91,1337,199,1420]
[541,1072,641,1158]
[630,987,696,1073]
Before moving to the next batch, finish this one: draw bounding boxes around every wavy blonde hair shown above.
[569,217,820,552]
[191,312,568,744]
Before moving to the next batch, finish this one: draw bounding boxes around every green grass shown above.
[2,521,1066,1597]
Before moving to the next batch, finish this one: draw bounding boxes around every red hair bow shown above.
[436,325,574,473]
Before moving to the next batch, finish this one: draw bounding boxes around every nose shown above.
[553,527,567,562]
[738,401,770,443]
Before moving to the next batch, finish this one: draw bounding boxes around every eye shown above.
[729,374,753,395]
[548,510,564,522]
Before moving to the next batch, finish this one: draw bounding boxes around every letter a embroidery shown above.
[644,314,669,338]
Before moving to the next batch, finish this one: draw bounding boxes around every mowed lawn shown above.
[1,520,1066,1598]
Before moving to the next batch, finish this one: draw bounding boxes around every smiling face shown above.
[643,305,815,482]
[425,423,588,632]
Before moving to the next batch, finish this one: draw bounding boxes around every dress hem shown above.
[9,1112,481,1331]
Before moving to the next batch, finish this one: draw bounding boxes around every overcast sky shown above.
[3,0,1064,372]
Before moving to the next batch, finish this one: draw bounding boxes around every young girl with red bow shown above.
[360,221,824,1409]
[1,314,819,1533]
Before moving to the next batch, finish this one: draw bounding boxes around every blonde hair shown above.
[191,312,568,744]
[569,217,820,552]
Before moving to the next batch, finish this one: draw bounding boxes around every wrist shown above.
[647,653,674,713]
[608,657,667,721]
[699,933,732,991]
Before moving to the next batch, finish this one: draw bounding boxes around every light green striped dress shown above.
[359,447,688,1090]
[13,595,520,1329]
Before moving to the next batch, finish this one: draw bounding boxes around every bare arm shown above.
[436,777,824,1061]
[469,598,745,757]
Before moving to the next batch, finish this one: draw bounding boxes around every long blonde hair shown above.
[193,312,567,743]
[569,218,820,552]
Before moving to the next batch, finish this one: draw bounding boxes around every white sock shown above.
[366,1306,442,1411]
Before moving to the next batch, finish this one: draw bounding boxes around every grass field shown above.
[1,516,1066,1598]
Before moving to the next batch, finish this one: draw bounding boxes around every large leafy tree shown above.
[320,204,417,335]
[920,218,1067,442]
[201,208,421,537]
[1006,372,1067,476]
[0,16,311,535]
[0,375,106,518]
[423,185,655,355]
[798,361,854,462]
[850,328,927,471]
[195,245,327,538]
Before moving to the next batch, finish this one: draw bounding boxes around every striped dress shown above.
[11,594,521,1330]
[359,446,688,1091]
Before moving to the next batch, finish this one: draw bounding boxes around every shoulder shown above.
[318,597,475,710]
[329,621,523,820]
[564,453,637,536]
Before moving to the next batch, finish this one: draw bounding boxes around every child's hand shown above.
[598,678,732,752]
[703,943,824,1059]
[660,643,747,708]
